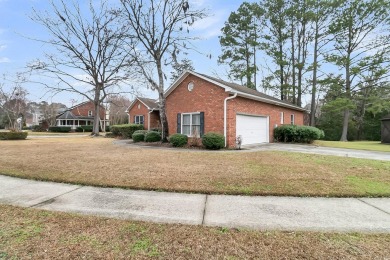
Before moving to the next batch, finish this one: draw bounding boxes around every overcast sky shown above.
[0,0,264,107]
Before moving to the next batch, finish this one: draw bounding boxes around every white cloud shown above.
[0,44,7,51]
[191,10,227,39]
[0,57,10,63]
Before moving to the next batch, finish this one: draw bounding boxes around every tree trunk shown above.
[279,41,284,100]
[340,54,351,141]
[92,84,101,136]
[157,59,169,142]
[310,23,319,126]
[291,20,296,105]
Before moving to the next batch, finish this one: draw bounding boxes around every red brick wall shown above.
[164,74,305,147]
[227,97,304,147]
[149,111,160,129]
[71,101,105,119]
[166,74,229,136]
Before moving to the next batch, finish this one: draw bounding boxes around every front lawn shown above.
[1,137,390,197]
[314,140,390,152]
[1,205,389,259]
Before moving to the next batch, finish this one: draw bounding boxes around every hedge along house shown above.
[129,71,307,147]
[126,97,161,130]
[381,114,390,144]
[56,101,109,130]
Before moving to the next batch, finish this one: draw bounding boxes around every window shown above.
[182,113,200,137]
[280,112,284,124]
[291,114,295,125]
[135,115,144,125]
[88,110,93,116]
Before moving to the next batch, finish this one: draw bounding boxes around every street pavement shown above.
[1,175,390,233]
[242,143,390,161]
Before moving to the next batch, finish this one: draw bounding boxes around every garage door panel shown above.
[236,114,269,145]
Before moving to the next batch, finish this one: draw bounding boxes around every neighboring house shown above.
[126,97,161,130]
[128,71,307,147]
[56,101,109,130]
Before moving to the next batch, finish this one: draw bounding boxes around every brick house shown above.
[128,71,307,147]
[126,97,161,130]
[56,101,108,130]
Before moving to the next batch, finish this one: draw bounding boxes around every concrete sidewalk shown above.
[1,175,390,233]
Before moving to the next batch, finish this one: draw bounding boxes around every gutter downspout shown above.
[224,92,238,147]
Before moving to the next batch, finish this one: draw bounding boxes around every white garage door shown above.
[236,114,269,145]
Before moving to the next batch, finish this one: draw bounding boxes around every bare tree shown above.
[0,79,28,131]
[28,0,135,135]
[119,0,206,141]
[107,95,131,125]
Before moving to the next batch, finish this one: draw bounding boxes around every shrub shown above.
[75,125,94,132]
[132,133,145,142]
[31,125,45,132]
[0,131,28,140]
[22,126,31,130]
[144,131,161,142]
[274,125,325,143]
[133,130,149,135]
[48,126,71,133]
[202,132,225,150]
[109,124,144,139]
[169,134,188,147]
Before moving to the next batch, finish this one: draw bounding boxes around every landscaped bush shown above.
[109,124,144,139]
[132,133,146,142]
[0,131,28,140]
[169,133,188,147]
[133,130,149,135]
[274,125,325,143]
[202,132,225,150]
[48,126,71,133]
[31,125,45,132]
[75,125,94,132]
[144,131,161,142]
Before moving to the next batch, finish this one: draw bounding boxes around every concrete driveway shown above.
[242,143,390,161]
[1,175,390,233]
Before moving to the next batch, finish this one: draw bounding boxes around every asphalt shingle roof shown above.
[139,97,159,110]
[199,73,302,109]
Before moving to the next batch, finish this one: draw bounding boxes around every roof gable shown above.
[126,97,159,112]
[165,70,307,112]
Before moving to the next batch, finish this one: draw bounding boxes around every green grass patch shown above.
[314,140,390,152]
[347,176,390,196]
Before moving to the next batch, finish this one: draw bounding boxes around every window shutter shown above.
[177,113,181,133]
[200,112,204,137]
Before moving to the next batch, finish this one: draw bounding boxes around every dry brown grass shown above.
[1,137,390,197]
[1,204,389,259]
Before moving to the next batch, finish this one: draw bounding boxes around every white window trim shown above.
[181,112,201,137]
[135,115,144,125]
[291,114,295,125]
[88,110,93,116]
[280,112,284,124]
